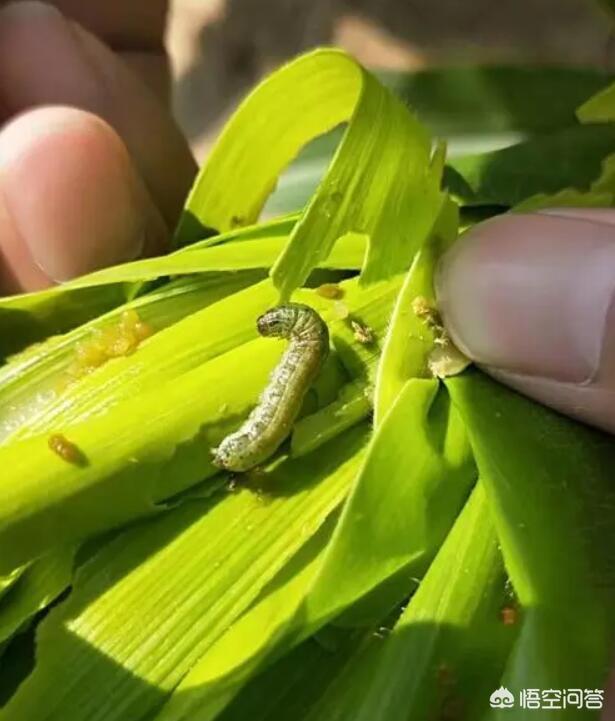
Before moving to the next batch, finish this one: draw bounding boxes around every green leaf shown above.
[0,549,74,644]
[513,188,613,212]
[300,485,512,721]
[303,379,474,627]
[147,379,475,721]
[589,151,615,194]
[0,274,400,572]
[176,49,359,244]
[291,381,371,458]
[5,279,281,441]
[0,567,26,603]
[577,80,615,123]
[0,285,127,361]
[0,273,260,442]
[216,627,367,721]
[0,333,281,572]
[386,65,612,137]
[152,521,337,721]
[43,232,363,288]
[177,48,443,297]
[511,149,615,212]
[3,426,367,721]
[447,370,615,700]
[265,65,612,217]
[446,124,615,206]
[0,215,295,358]
[270,74,443,294]
[374,197,458,422]
[0,627,36,706]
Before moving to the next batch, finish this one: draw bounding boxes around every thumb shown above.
[436,209,615,434]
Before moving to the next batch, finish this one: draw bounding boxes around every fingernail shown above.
[436,212,615,383]
[0,107,157,281]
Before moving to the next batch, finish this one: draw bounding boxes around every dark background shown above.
[166,0,614,157]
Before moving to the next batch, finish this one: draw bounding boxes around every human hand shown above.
[0,0,196,294]
[437,208,615,434]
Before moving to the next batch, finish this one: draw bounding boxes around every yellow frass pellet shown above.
[316,283,344,300]
[62,309,153,386]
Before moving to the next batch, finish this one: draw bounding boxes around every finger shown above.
[1,0,169,95]
[0,106,167,294]
[33,0,168,51]
[436,210,615,434]
[45,0,171,102]
[0,1,196,229]
[32,0,169,100]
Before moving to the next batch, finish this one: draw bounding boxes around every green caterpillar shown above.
[212,303,329,472]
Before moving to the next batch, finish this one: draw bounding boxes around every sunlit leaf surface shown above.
[0,50,613,721]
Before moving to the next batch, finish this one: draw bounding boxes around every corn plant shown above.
[0,49,614,721]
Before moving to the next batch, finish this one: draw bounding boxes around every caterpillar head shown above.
[211,442,233,470]
[211,434,254,472]
[256,307,290,338]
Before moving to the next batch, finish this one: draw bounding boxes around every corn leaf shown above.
[446,124,615,206]
[0,548,74,644]
[0,215,295,357]
[3,427,367,721]
[298,486,512,721]
[0,567,25,602]
[0,272,401,573]
[146,378,475,721]
[206,486,509,721]
[374,196,458,422]
[177,48,443,297]
[265,66,612,217]
[2,48,612,721]
[0,273,260,441]
[301,379,474,628]
[577,80,615,123]
[386,65,611,137]
[510,147,615,211]
[215,628,367,721]
[447,371,615,701]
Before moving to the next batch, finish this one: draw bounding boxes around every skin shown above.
[436,208,615,436]
[0,0,196,293]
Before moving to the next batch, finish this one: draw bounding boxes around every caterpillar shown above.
[212,303,329,472]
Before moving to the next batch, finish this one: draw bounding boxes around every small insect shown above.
[48,433,87,466]
[350,319,375,345]
[212,303,329,472]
